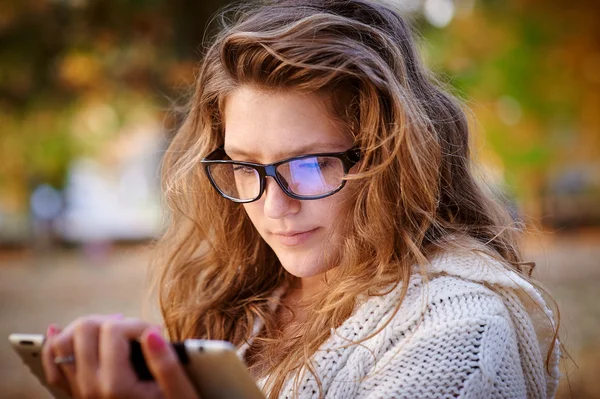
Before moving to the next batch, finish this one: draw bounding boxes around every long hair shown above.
[149,0,558,397]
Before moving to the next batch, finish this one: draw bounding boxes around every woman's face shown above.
[223,86,355,281]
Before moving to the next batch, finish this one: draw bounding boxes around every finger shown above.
[141,327,198,399]
[49,325,78,395]
[73,317,103,397]
[60,313,123,337]
[42,324,72,396]
[98,318,155,392]
[45,314,123,397]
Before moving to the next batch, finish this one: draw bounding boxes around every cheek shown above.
[324,191,356,237]
[312,196,352,233]
[242,203,263,229]
[324,187,355,217]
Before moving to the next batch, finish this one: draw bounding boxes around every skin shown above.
[41,87,355,397]
[42,315,198,399]
[224,86,355,301]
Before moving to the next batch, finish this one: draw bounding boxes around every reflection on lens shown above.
[278,156,345,196]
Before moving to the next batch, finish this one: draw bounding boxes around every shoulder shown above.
[418,274,511,323]
[371,271,515,340]
[323,270,529,398]
[391,248,540,329]
[337,256,519,362]
[352,278,529,398]
[288,251,556,398]
[352,251,515,333]
[340,251,556,399]
[333,249,521,342]
[338,249,527,366]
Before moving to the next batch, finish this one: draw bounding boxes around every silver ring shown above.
[54,355,75,365]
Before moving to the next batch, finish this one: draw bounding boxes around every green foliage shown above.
[0,0,229,210]
[417,1,599,208]
[0,0,598,211]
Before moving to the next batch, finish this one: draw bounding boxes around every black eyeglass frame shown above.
[201,147,361,203]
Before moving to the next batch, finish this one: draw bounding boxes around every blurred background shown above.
[1,0,599,397]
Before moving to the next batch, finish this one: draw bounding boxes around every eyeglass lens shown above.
[208,156,346,201]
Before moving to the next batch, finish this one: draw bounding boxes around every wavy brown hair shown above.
[149,0,559,397]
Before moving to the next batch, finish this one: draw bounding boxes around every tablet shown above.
[9,333,265,399]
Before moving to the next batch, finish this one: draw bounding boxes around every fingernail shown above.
[109,313,124,319]
[146,328,166,353]
[47,324,57,337]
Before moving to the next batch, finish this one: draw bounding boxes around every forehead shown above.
[222,87,352,162]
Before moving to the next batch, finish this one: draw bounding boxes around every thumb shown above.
[141,327,199,399]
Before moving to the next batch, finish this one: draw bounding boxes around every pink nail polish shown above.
[46,324,57,337]
[109,313,124,319]
[146,329,166,353]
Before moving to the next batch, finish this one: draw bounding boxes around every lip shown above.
[271,227,320,246]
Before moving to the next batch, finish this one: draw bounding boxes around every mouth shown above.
[271,227,320,247]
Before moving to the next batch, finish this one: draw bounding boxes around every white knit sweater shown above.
[247,250,561,399]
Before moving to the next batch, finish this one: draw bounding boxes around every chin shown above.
[275,251,325,278]
[285,267,323,279]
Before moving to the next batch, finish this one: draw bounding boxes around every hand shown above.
[41,314,200,399]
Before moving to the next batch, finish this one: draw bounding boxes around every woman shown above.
[42,0,561,398]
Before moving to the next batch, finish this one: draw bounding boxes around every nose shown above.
[262,177,300,219]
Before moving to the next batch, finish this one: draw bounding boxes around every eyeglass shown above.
[201,147,361,203]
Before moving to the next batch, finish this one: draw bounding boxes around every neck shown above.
[288,273,327,303]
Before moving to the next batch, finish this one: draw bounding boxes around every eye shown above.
[318,160,332,169]
[232,165,256,175]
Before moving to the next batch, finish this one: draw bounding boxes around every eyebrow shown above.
[224,143,349,161]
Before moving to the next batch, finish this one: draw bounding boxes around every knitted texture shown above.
[251,250,560,399]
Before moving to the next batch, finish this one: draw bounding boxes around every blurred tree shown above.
[0,0,229,212]
[417,0,600,219]
[1,0,599,223]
